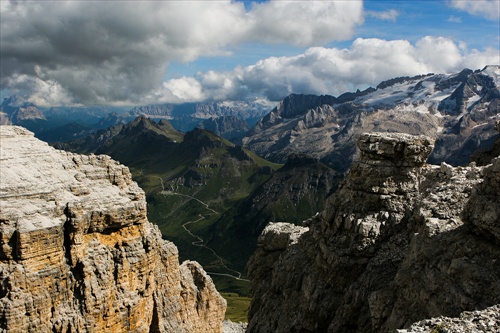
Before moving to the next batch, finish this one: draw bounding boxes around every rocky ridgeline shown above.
[247,131,500,333]
[0,126,226,332]
[242,66,500,171]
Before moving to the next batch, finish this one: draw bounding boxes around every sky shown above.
[0,0,499,107]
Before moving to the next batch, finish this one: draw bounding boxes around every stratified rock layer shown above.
[0,126,226,333]
[247,132,500,333]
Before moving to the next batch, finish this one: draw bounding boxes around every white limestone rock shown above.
[0,126,226,333]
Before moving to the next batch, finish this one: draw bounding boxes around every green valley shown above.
[55,116,339,321]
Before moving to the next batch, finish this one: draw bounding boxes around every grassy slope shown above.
[144,143,281,272]
[141,139,281,321]
[206,158,340,273]
[221,292,252,322]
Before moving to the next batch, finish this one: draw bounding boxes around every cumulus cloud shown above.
[2,74,76,107]
[246,1,364,45]
[0,0,363,106]
[156,37,500,103]
[366,9,399,22]
[449,0,500,20]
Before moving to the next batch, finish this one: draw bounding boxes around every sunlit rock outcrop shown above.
[0,126,226,333]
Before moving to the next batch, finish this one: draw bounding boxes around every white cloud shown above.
[462,47,500,70]
[247,1,364,45]
[366,9,399,22]
[162,77,205,103]
[2,0,498,107]
[0,0,363,106]
[449,0,500,20]
[447,15,462,23]
[3,74,76,107]
[414,36,463,73]
[158,37,500,103]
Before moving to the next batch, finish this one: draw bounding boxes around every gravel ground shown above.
[398,305,500,333]
[223,320,247,333]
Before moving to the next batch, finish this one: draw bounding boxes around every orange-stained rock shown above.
[0,126,226,333]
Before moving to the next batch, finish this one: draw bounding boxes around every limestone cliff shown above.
[0,126,226,332]
[247,132,500,333]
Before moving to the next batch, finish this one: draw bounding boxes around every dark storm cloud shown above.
[0,0,363,106]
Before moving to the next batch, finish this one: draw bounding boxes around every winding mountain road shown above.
[156,176,248,281]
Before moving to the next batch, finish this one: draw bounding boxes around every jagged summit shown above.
[54,116,183,168]
[243,67,500,171]
[375,73,434,90]
[120,115,183,141]
[247,94,337,136]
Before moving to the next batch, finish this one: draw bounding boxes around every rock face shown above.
[0,126,226,332]
[197,116,250,142]
[208,154,339,271]
[247,132,500,333]
[473,119,500,166]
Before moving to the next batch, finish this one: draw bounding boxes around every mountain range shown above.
[1,66,500,329]
[4,66,498,164]
[30,66,500,285]
[0,98,270,143]
[128,100,271,131]
[242,65,500,171]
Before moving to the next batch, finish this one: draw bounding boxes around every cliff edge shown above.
[0,126,226,332]
[247,132,500,332]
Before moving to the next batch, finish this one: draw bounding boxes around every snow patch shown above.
[353,75,463,113]
[466,94,481,110]
[482,65,500,86]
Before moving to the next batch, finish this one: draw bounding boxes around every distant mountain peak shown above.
[183,127,232,150]
[0,96,45,124]
[197,115,250,142]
